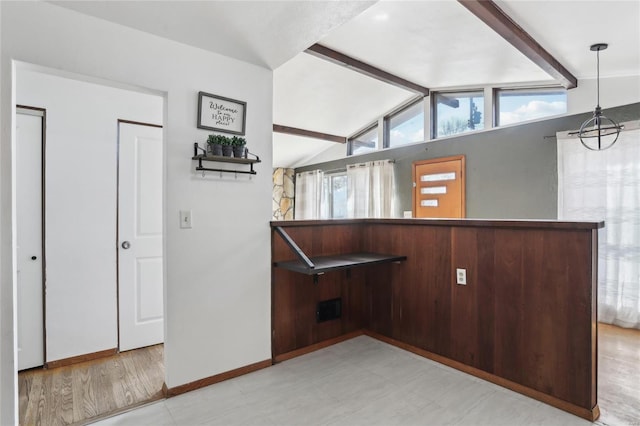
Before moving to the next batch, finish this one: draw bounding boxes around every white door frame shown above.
[16,105,47,368]
[8,65,169,425]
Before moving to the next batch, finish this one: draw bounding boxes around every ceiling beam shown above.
[305,44,430,96]
[458,0,577,89]
[273,124,346,144]
[436,94,460,109]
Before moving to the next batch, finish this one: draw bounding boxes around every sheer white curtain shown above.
[558,121,640,329]
[347,160,397,218]
[294,170,326,219]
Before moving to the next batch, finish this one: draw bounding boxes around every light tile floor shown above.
[93,336,597,426]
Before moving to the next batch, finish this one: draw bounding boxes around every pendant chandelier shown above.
[578,43,623,151]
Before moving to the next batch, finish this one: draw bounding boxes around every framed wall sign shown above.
[197,91,246,135]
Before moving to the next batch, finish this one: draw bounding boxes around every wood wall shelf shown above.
[191,155,260,165]
[274,252,407,275]
[192,143,260,175]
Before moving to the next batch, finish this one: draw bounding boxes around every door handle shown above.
[121,241,131,249]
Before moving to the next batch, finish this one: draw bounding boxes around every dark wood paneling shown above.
[364,224,452,353]
[475,228,496,373]
[343,268,368,332]
[366,264,393,336]
[400,226,451,353]
[272,224,367,357]
[450,227,479,367]
[316,271,344,342]
[271,220,598,419]
[491,229,525,385]
[272,223,362,261]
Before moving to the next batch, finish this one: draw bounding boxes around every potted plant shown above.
[220,135,233,157]
[231,136,246,158]
[207,134,223,156]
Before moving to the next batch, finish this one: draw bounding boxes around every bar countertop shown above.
[270,217,604,230]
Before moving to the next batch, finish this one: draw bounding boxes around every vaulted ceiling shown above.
[50,1,640,168]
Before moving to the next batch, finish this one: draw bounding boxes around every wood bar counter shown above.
[271,218,603,421]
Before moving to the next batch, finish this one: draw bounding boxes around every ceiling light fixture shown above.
[578,43,622,151]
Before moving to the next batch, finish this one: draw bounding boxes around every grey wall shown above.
[297,103,640,220]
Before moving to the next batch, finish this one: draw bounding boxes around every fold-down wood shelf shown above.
[274,252,407,275]
[272,226,406,276]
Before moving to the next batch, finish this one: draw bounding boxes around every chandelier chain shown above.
[596,49,600,108]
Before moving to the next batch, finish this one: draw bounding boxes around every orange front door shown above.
[412,155,465,218]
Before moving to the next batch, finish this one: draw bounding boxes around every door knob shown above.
[121,241,131,249]
[31,256,37,260]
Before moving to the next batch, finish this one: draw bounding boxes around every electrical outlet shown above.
[403,211,413,218]
[180,210,192,229]
[456,268,467,285]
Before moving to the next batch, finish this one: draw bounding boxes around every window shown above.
[433,91,484,138]
[348,125,378,156]
[496,88,567,126]
[322,172,347,219]
[386,100,424,147]
[294,170,325,220]
[346,161,396,218]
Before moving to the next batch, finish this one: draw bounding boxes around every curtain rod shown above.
[347,159,395,168]
[298,159,396,175]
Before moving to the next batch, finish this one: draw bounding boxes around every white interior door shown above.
[118,122,164,351]
[16,108,44,370]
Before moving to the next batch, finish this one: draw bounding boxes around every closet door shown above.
[16,108,45,370]
[118,121,164,351]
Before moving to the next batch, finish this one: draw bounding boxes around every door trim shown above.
[115,119,163,351]
[118,119,163,129]
[412,155,466,219]
[16,105,47,368]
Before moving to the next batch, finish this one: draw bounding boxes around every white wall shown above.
[567,75,640,114]
[16,70,163,362]
[1,2,273,423]
[299,142,345,166]
[0,3,15,423]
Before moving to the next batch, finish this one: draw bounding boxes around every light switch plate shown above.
[180,210,192,229]
[456,268,467,285]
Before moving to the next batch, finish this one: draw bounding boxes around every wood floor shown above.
[18,345,164,426]
[598,323,640,426]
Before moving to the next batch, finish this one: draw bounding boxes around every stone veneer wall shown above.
[273,168,294,220]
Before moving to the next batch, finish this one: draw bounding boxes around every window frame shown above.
[493,86,567,127]
[347,123,378,156]
[383,97,425,149]
[431,89,485,139]
[340,84,567,154]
